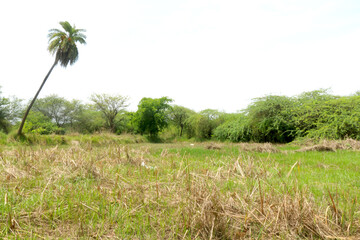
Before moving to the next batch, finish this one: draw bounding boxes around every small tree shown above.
[169,105,194,137]
[17,21,86,136]
[90,93,129,133]
[134,97,173,137]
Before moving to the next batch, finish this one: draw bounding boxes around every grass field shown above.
[0,137,360,239]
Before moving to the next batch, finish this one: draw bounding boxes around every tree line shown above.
[1,88,359,142]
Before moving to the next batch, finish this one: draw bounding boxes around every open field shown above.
[0,138,360,239]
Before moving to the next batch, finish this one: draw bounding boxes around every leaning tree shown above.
[17,21,86,135]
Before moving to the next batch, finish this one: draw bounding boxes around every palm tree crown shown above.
[48,21,86,67]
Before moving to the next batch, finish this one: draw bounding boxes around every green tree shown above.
[169,105,195,137]
[72,104,105,134]
[134,97,173,137]
[297,95,360,140]
[0,88,10,132]
[90,93,129,133]
[292,89,338,137]
[32,95,84,129]
[187,109,225,140]
[33,95,68,127]
[5,96,24,126]
[115,111,136,134]
[214,113,252,142]
[245,95,296,143]
[17,21,86,136]
[63,99,85,129]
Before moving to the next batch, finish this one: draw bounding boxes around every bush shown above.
[0,131,7,145]
[187,109,226,140]
[245,95,296,143]
[214,114,252,142]
[304,96,360,140]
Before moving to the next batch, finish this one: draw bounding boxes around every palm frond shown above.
[59,21,73,34]
[72,36,87,44]
[48,32,66,42]
[48,38,61,54]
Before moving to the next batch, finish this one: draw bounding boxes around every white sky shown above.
[1,0,360,113]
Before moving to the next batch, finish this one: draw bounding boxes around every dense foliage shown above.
[133,97,173,137]
[1,85,360,142]
[0,89,10,133]
[214,90,360,142]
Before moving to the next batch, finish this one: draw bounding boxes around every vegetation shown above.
[2,19,360,239]
[168,105,195,137]
[1,138,360,239]
[133,97,173,138]
[214,89,360,143]
[90,93,129,133]
[0,89,10,133]
[1,87,360,142]
[17,21,86,136]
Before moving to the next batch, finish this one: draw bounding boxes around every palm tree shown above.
[17,21,86,136]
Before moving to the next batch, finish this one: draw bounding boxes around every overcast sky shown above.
[1,0,360,113]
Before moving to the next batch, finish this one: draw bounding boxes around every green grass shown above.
[0,138,359,239]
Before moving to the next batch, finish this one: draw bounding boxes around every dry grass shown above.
[0,142,359,239]
[238,142,280,153]
[205,143,222,150]
[297,139,360,152]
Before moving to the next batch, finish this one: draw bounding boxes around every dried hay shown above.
[238,143,280,153]
[205,143,222,150]
[297,145,336,152]
[337,139,360,150]
[177,175,347,239]
[297,139,360,152]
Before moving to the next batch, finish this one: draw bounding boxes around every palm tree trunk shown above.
[17,61,58,136]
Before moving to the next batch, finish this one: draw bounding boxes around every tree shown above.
[0,87,10,132]
[245,95,296,143]
[134,97,173,137]
[90,93,129,133]
[115,111,137,134]
[72,104,105,134]
[17,21,86,136]
[32,95,84,129]
[214,113,252,142]
[5,96,23,125]
[32,95,68,127]
[187,109,225,140]
[292,89,338,137]
[294,94,360,140]
[169,105,195,137]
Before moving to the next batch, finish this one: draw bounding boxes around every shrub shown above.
[245,95,296,143]
[214,114,252,142]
